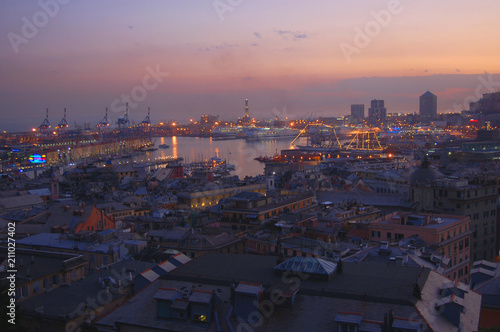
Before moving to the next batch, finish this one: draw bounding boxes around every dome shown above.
[410,159,440,185]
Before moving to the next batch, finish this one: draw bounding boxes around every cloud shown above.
[424,69,429,72]
[250,43,259,47]
[456,68,461,73]
[254,32,262,39]
[128,25,134,29]
[198,42,239,52]
[241,76,255,81]
[275,29,308,41]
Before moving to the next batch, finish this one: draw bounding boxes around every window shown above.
[339,324,356,332]
[387,232,392,240]
[17,285,29,299]
[52,274,60,286]
[33,281,40,293]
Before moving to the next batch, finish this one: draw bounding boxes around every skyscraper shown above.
[368,99,386,123]
[244,99,249,118]
[350,104,364,123]
[419,91,437,119]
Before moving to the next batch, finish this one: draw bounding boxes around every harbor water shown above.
[140,136,307,177]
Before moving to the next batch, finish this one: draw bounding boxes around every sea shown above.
[138,136,307,177]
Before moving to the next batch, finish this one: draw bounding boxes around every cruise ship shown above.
[211,126,248,140]
[244,127,300,141]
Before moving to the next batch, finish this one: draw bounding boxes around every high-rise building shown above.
[368,99,386,123]
[244,99,249,118]
[419,91,437,119]
[350,104,364,123]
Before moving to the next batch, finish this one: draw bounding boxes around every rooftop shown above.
[19,260,154,319]
[168,253,428,306]
[0,247,86,283]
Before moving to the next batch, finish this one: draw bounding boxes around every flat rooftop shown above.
[168,253,429,306]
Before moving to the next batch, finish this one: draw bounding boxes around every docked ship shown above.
[211,126,248,140]
[244,127,299,141]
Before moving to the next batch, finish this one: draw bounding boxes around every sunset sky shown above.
[1,0,500,131]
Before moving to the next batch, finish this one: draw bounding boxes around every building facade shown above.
[350,104,364,123]
[413,177,497,262]
[368,99,387,123]
[419,91,437,120]
[369,212,472,282]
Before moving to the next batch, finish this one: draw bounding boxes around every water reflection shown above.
[146,136,305,177]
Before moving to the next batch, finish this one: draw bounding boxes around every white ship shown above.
[211,126,248,140]
[244,127,299,141]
